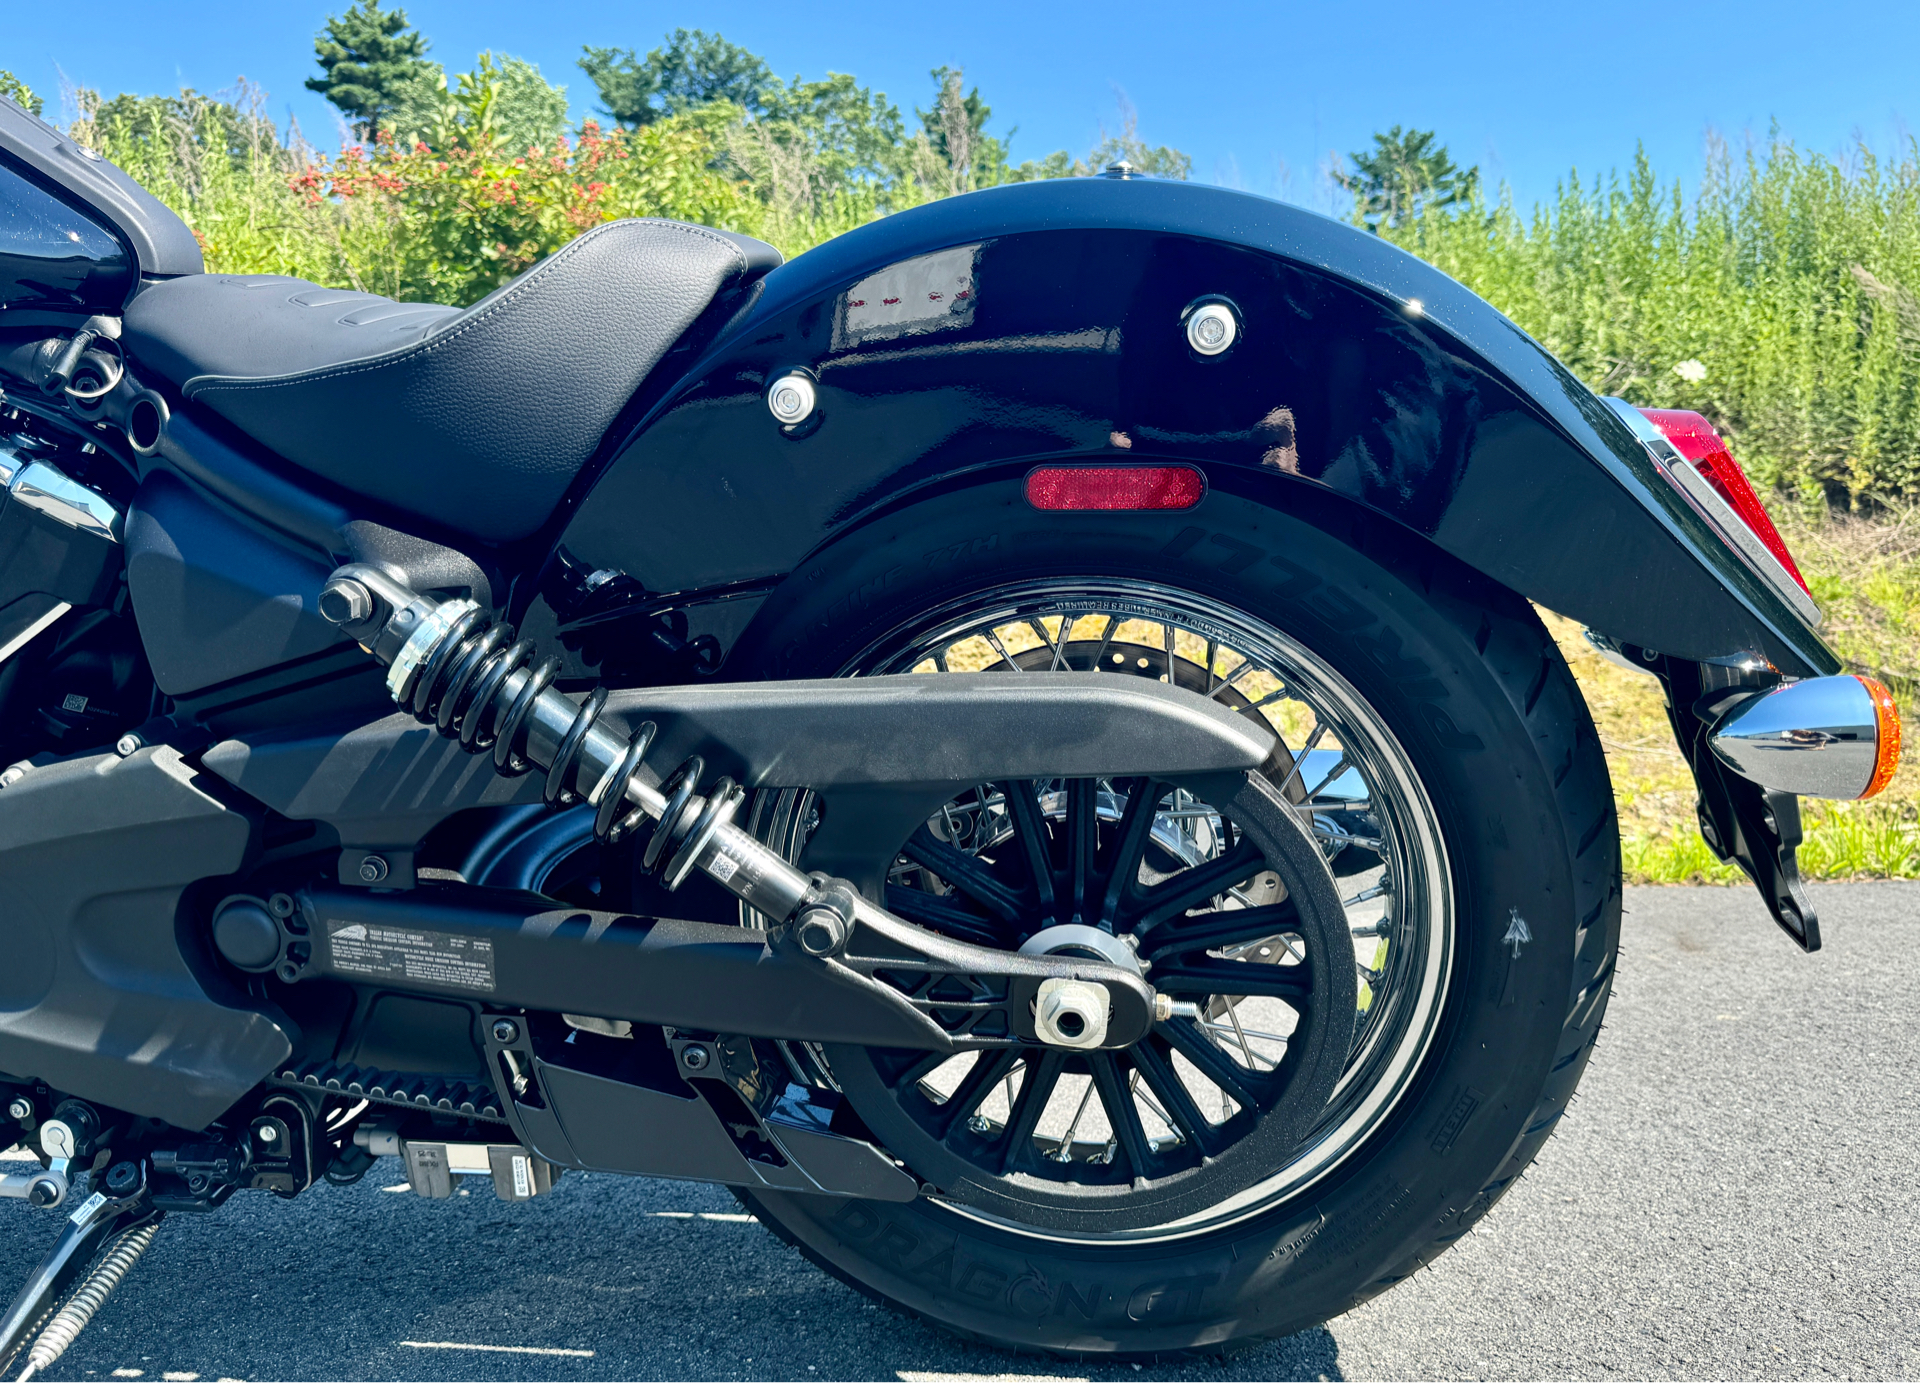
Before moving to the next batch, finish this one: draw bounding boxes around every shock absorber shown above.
[318,564,822,927]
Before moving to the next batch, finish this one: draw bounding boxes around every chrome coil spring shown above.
[395,607,737,873]
[18,1221,159,1382]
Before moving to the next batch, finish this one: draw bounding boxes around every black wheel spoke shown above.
[1159,1018,1266,1109]
[1090,1053,1155,1177]
[1001,780,1058,916]
[1130,838,1266,929]
[1096,778,1159,928]
[1067,778,1096,922]
[1137,901,1302,962]
[902,826,1027,924]
[997,1053,1065,1174]
[884,883,1009,948]
[930,1049,1020,1138]
[1131,1040,1220,1155]
[1150,959,1312,1002]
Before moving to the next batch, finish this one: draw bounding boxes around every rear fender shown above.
[541,178,1836,680]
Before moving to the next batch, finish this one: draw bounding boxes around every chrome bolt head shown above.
[114,733,143,758]
[255,1122,279,1145]
[681,1044,711,1072]
[1186,302,1237,356]
[794,906,850,957]
[319,577,374,626]
[766,373,817,426]
[6,1097,31,1121]
[490,1018,520,1045]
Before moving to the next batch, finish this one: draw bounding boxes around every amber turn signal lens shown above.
[1859,676,1902,799]
[1024,465,1205,511]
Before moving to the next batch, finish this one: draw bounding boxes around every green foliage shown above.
[434,53,570,155]
[306,1,437,142]
[580,30,775,128]
[1338,125,1477,231]
[0,70,43,117]
[1384,138,1920,504]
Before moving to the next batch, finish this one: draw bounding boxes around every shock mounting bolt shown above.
[490,1018,520,1045]
[794,906,850,958]
[319,577,374,625]
[681,1044,711,1072]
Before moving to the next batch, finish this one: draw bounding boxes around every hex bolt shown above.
[765,373,817,426]
[490,1018,521,1045]
[794,905,850,957]
[681,1044,711,1072]
[1185,301,1238,356]
[255,1123,279,1145]
[318,577,374,625]
[357,854,390,884]
[114,732,144,758]
[6,1097,31,1122]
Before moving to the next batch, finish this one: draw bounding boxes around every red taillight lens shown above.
[1025,465,1205,511]
[1638,408,1809,594]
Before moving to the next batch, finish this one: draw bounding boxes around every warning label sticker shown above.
[325,920,496,994]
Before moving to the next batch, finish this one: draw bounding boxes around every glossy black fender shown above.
[545,177,1837,679]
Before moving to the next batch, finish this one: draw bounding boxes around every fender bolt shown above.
[682,1044,711,1071]
[6,1098,30,1121]
[491,1018,520,1045]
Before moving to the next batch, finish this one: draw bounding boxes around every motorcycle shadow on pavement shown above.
[0,1164,1347,1382]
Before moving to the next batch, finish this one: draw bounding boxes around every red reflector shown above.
[1025,465,1204,511]
[1638,408,1809,594]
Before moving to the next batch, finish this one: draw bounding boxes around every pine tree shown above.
[306,2,437,142]
[1337,126,1478,231]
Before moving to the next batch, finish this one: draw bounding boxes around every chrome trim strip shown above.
[1603,398,1820,628]
[0,603,71,665]
[8,461,122,543]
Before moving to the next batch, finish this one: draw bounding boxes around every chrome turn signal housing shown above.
[1708,674,1902,800]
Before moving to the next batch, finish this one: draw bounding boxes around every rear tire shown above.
[729,475,1620,1356]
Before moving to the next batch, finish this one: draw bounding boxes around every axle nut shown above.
[1034,978,1110,1049]
[794,905,850,957]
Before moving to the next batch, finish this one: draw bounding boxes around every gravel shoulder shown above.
[3,882,1915,1382]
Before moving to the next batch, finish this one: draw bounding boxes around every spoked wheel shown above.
[751,584,1449,1235]
[724,481,1620,1356]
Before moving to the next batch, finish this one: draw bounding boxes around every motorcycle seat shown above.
[122,219,781,544]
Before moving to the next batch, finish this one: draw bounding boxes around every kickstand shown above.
[0,1165,159,1379]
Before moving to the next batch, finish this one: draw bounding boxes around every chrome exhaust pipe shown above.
[1708,675,1902,800]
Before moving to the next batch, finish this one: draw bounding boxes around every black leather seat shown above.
[123,219,781,543]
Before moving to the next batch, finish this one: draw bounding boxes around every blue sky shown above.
[6,0,1918,212]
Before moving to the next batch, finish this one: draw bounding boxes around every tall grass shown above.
[1387,138,1920,506]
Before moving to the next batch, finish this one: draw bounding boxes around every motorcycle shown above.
[0,91,1898,1368]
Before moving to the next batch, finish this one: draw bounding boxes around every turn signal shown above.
[1638,409,1809,594]
[1025,465,1204,511]
[1708,674,1902,800]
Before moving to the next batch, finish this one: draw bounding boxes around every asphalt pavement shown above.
[3,882,1916,1382]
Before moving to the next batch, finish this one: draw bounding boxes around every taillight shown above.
[1025,465,1205,511]
[1637,408,1809,594]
